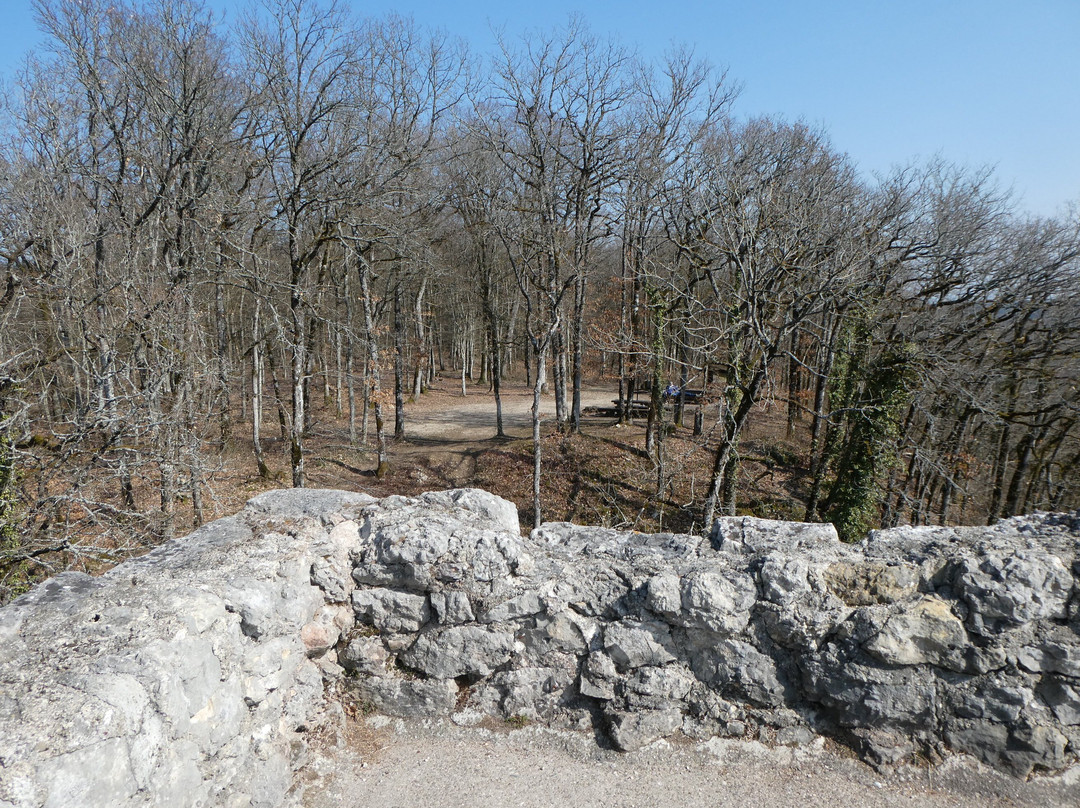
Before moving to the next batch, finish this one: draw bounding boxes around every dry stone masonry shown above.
[2,488,1079,806]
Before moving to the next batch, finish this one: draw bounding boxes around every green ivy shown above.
[0,431,16,546]
[826,342,919,542]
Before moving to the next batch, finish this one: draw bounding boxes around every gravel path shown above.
[296,716,1080,808]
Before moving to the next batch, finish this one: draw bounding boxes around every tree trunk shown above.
[358,251,388,478]
[804,322,839,520]
[702,373,761,533]
[1003,430,1036,517]
[786,329,800,440]
[570,271,586,433]
[412,276,428,399]
[265,342,290,443]
[552,327,567,428]
[214,264,230,450]
[987,422,1012,524]
[531,339,547,529]
[344,267,357,444]
[251,298,270,479]
[393,281,406,440]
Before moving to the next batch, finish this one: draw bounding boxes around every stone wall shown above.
[2,488,1079,806]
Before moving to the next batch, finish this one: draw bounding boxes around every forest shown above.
[2,0,1079,598]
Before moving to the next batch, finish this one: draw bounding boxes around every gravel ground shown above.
[294,716,1080,808]
[402,386,617,443]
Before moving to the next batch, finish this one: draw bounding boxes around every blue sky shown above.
[4,0,1078,216]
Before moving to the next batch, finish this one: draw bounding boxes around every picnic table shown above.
[592,388,706,419]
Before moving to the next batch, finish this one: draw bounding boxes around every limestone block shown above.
[864,596,970,671]
[399,625,515,679]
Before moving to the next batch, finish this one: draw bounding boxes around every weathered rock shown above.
[351,587,430,634]
[301,603,352,657]
[481,663,578,720]
[352,676,458,717]
[523,610,598,655]
[957,550,1073,634]
[481,590,544,623]
[339,634,390,675]
[949,681,1033,724]
[0,492,360,808]
[1039,678,1080,725]
[623,665,695,710]
[758,553,813,604]
[429,590,475,625]
[2,489,1079,807]
[399,625,516,679]
[678,570,756,634]
[947,721,1069,777]
[823,561,919,606]
[848,727,917,767]
[604,621,676,669]
[691,639,786,708]
[1016,633,1080,677]
[579,651,619,700]
[606,707,684,751]
[802,651,938,731]
[864,596,969,671]
[713,515,839,554]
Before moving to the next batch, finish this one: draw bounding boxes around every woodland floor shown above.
[209,372,812,537]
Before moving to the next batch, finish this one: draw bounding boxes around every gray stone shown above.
[244,488,375,522]
[310,519,362,601]
[4,485,1080,807]
[606,707,684,751]
[481,590,543,622]
[0,492,364,808]
[957,551,1073,633]
[759,553,812,604]
[760,594,850,651]
[579,651,619,700]
[692,639,785,708]
[777,726,816,746]
[713,515,839,554]
[803,653,937,730]
[1016,638,1080,677]
[624,665,695,709]
[524,611,598,655]
[429,590,475,625]
[1038,678,1080,725]
[947,721,1068,778]
[848,728,916,766]
[604,621,676,669]
[489,665,576,719]
[645,573,683,618]
[399,625,515,679]
[352,676,458,717]
[951,684,1032,724]
[426,488,521,534]
[351,588,430,634]
[679,570,757,635]
[864,596,970,672]
[339,635,390,675]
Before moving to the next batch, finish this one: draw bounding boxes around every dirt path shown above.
[366,383,616,487]
[296,716,1080,808]
[399,383,616,444]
